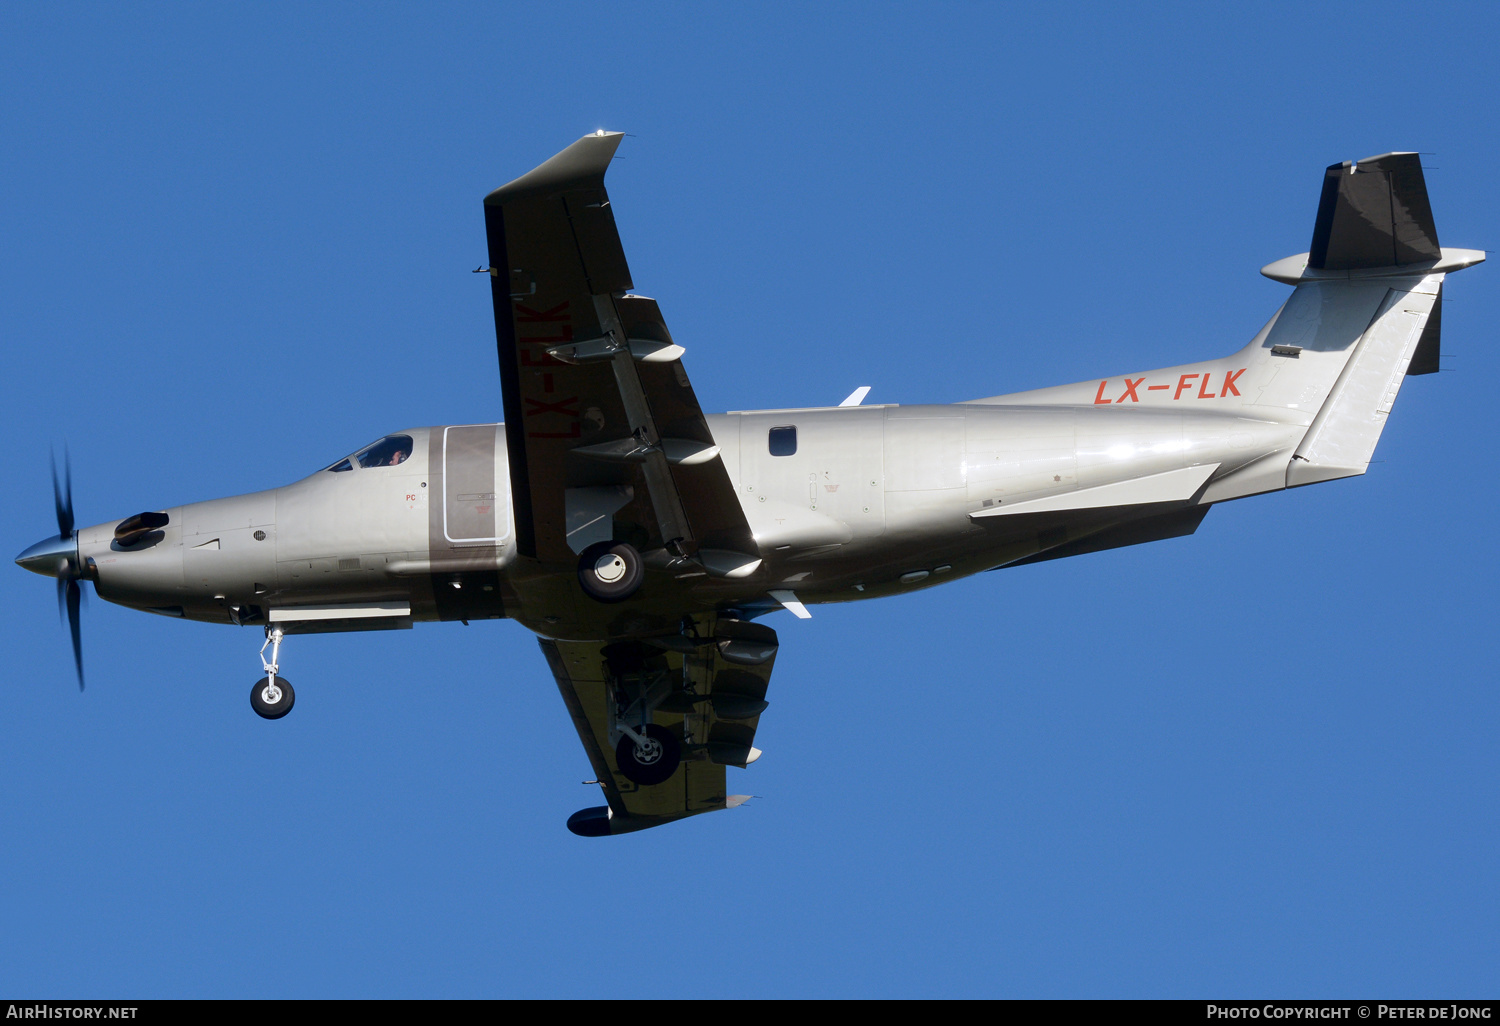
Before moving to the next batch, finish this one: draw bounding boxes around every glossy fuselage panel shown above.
[80,388,1303,637]
[88,426,519,626]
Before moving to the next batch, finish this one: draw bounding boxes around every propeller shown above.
[50,448,85,690]
[16,449,92,689]
[53,445,74,539]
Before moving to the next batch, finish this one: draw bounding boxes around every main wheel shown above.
[577,541,644,603]
[251,676,295,719]
[615,723,681,785]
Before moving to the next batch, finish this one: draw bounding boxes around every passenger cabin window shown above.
[324,434,414,472]
[768,426,797,457]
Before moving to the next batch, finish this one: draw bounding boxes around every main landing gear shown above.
[615,723,680,786]
[251,626,295,720]
[577,540,644,603]
[604,642,682,785]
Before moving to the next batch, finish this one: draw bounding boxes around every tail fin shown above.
[974,151,1482,494]
[1256,152,1483,486]
[1309,152,1440,270]
[1280,275,1440,486]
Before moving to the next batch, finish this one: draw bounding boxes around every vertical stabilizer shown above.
[1309,152,1440,270]
[1285,275,1441,486]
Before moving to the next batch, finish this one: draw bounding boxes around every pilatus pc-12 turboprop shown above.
[17,135,1483,835]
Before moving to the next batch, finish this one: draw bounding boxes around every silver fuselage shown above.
[75,364,1306,640]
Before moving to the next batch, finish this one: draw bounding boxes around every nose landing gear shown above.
[251,626,295,719]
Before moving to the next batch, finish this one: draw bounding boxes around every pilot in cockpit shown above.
[327,434,414,473]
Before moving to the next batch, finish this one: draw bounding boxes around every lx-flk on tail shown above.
[970,152,1483,510]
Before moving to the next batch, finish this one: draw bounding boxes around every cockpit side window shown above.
[357,434,414,469]
[324,434,414,473]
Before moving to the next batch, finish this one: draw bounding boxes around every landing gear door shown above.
[442,425,511,547]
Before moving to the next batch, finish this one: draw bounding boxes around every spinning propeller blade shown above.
[66,578,83,690]
[39,448,85,689]
[52,447,74,541]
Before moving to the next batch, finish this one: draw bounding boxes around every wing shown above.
[484,132,759,576]
[540,615,777,835]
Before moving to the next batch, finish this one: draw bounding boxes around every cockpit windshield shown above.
[324,434,414,472]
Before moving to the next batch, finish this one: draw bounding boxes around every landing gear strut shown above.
[251,626,295,719]
[603,641,682,784]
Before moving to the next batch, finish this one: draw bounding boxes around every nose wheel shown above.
[252,626,295,720]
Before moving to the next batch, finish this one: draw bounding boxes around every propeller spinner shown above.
[15,450,87,689]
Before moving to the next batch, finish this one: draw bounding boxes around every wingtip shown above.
[485,131,627,206]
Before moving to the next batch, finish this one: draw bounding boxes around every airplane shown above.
[16,134,1483,836]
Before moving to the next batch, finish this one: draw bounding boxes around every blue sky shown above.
[2,2,1497,997]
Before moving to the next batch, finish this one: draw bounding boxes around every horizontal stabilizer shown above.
[1310,153,1439,271]
[969,464,1218,519]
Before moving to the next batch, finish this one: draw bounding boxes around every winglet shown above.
[485,130,625,207]
[839,386,871,407]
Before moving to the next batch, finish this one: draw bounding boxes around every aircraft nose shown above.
[15,535,79,578]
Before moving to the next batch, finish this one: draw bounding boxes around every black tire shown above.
[615,723,681,785]
[251,676,295,719]
[577,541,644,603]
